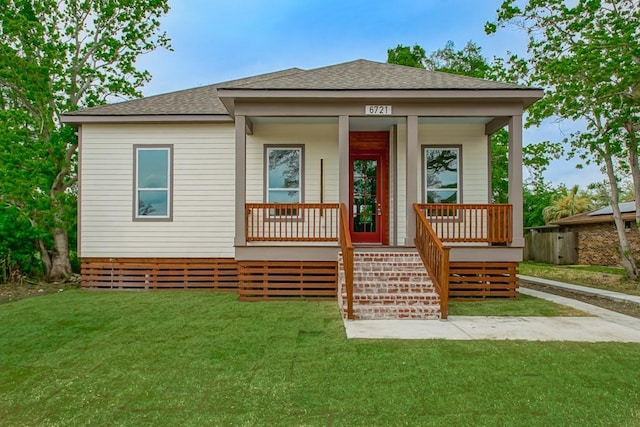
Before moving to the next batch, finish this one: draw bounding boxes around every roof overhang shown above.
[60,114,233,125]
[551,212,637,226]
[217,88,544,115]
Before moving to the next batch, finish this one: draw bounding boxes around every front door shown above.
[349,132,389,244]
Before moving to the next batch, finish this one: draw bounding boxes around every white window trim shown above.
[134,145,173,221]
[423,146,461,204]
[264,145,304,219]
[265,145,304,203]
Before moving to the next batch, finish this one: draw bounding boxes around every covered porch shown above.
[227,111,527,319]
[216,59,542,319]
[241,201,518,318]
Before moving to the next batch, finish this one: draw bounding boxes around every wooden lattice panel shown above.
[238,261,338,300]
[448,262,518,299]
[81,258,239,291]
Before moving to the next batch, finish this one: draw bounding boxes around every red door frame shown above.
[349,131,389,245]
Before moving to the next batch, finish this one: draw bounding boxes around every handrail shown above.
[339,203,354,320]
[414,203,450,320]
[415,203,512,243]
[246,203,340,242]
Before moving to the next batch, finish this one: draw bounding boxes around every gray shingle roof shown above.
[64,67,304,116]
[64,59,534,117]
[222,59,526,90]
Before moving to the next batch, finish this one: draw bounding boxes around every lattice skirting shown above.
[81,258,338,299]
[81,258,239,291]
[237,261,338,300]
[448,262,518,299]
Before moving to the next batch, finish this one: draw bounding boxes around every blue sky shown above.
[137,0,604,189]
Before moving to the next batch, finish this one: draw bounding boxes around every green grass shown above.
[520,261,640,296]
[1,290,640,426]
[449,294,588,317]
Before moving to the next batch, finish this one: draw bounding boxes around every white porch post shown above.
[405,115,418,245]
[508,114,524,247]
[235,115,247,246]
[338,115,350,208]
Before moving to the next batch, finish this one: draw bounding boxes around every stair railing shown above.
[339,203,354,320]
[414,203,450,320]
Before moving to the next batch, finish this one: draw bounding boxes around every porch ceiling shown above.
[249,116,494,131]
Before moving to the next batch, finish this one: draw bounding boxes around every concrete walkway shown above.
[343,286,640,342]
[518,274,640,306]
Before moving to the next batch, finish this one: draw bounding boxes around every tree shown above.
[0,0,171,280]
[523,179,558,228]
[586,179,636,209]
[387,40,555,220]
[386,44,426,68]
[542,185,592,223]
[487,0,640,280]
[423,41,490,79]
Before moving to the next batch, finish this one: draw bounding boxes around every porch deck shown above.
[244,203,520,319]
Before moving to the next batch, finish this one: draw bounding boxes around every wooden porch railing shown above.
[339,203,354,320]
[245,203,340,242]
[416,203,513,243]
[414,204,450,320]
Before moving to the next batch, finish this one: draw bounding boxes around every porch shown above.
[243,202,520,319]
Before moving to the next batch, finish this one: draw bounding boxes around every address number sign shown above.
[364,105,392,115]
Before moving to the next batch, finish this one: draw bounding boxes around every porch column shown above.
[234,115,247,246]
[338,115,350,208]
[508,114,524,247]
[405,115,418,245]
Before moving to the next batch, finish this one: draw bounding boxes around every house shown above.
[61,59,542,320]
[547,201,640,267]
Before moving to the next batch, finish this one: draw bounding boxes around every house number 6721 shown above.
[365,105,392,115]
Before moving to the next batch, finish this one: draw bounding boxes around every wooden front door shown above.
[349,132,389,244]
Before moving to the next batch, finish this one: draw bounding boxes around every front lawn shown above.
[1,290,639,426]
[520,261,640,296]
[448,293,587,317]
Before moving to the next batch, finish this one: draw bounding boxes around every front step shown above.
[338,251,441,320]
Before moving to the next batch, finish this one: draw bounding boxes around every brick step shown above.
[353,304,441,320]
[353,270,428,277]
[352,293,439,303]
[353,271,431,282]
[338,251,440,320]
[353,259,424,266]
[349,282,437,292]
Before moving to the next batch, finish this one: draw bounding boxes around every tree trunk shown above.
[604,151,639,280]
[36,238,53,279]
[625,122,640,230]
[48,227,71,281]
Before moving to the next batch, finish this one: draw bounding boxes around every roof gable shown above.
[221,59,528,91]
[61,59,540,121]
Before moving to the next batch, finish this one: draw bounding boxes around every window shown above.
[134,145,172,220]
[265,146,303,215]
[423,146,460,204]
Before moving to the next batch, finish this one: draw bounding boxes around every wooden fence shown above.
[524,229,577,265]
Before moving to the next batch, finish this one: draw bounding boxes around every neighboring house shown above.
[548,201,640,267]
[61,59,542,319]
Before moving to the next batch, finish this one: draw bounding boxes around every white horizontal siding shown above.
[418,124,489,204]
[396,123,490,243]
[246,123,339,204]
[80,123,236,258]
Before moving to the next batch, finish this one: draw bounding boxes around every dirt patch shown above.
[520,281,640,320]
[0,277,80,304]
